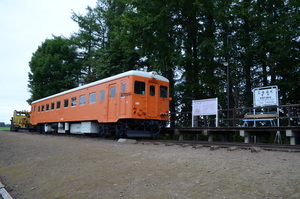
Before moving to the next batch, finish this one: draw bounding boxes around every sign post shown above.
[192,98,218,127]
[253,86,281,143]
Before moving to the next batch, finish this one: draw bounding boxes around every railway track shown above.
[10,130,300,152]
[137,139,300,152]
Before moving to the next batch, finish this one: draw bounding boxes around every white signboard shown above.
[253,86,278,107]
[192,98,218,127]
[192,98,218,116]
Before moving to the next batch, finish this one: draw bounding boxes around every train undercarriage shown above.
[37,119,165,138]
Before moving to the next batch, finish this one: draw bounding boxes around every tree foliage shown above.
[27,36,81,104]
[28,0,300,109]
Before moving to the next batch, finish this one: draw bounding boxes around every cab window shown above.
[160,86,168,98]
[134,81,145,95]
[150,85,155,96]
[16,112,26,116]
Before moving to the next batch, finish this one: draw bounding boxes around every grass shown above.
[0,126,10,130]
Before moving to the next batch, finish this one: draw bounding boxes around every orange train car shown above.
[30,70,170,137]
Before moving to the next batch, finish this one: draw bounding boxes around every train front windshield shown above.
[160,86,168,98]
[134,81,168,98]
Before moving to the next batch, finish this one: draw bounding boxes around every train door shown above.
[133,80,147,117]
[119,81,127,117]
[148,82,158,118]
[99,89,107,122]
[108,83,117,121]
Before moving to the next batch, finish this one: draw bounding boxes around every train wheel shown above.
[115,122,127,138]
[99,124,112,138]
[36,124,44,134]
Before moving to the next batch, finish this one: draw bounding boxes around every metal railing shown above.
[168,104,300,128]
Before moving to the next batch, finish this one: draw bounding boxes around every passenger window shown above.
[71,97,77,107]
[110,86,116,98]
[46,104,49,111]
[160,86,168,98]
[150,85,155,96]
[121,82,126,98]
[56,101,61,109]
[80,95,86,105]
[38,106,40,112]
[100,90,105,102]
[41,105,45,112]
[51,103,55,110]
[134,81,145,95]
[89,92,96,104]
[64,99,69,108]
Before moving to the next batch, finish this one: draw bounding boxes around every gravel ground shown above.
[0,130,299,199]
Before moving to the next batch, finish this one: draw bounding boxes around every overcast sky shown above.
[0,0,96,124]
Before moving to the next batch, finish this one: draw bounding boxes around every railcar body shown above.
[30,70,170,137]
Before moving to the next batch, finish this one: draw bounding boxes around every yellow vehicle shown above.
[10,110,34,131]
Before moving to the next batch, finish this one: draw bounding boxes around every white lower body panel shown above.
[48,121,98,134]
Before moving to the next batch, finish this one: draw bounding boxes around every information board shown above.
[253,86,278,107]
[192,98,218,116]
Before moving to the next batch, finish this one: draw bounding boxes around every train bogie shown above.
[30,70,170,137]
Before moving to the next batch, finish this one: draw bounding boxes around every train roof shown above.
[31,70,169,104]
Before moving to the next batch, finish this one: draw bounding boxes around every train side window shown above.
[100,90,105,102]
[51,103,55,110]
[80,95,86,105]
[89,92,96,104]
[64,99,69,108]
[38,106,40,112]
[134,81,145,95]
[41,105,45,112]
[121,82,126,98]
[71,97,77,107]
[56,101,61,109]
[150,85,155,96]
[110,86,116,98]
[160,86,168,98]
[46,104,49,111]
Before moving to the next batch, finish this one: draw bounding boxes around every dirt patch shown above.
[0,130,300,199]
